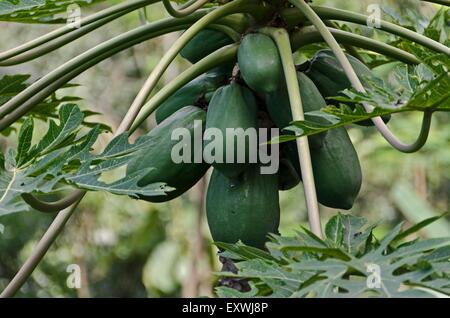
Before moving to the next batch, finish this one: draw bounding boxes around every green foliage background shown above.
[0,0,449,297]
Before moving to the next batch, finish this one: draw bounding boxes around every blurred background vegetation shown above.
[0,0,449,297]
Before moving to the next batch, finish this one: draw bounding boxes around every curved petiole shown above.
[0,13,210,129]
[0,11,126,66]
[282,5,450,57]
[260,27,323,239]
[324,20,365,63]
[163,0,211,18]
[21,190,85,213]
[291,26,420,65]
[289,0,433,154]
[0,0,159,64]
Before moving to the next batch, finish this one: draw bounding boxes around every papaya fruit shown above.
[265,72,329,149]
[278,157,300,191]
[204,82,258,179]
[303,49,390,126]
[285,126,362,210]
[127,106,209,203]
[155,69,229,124]
[206,166,280,249]
[181,29,234,64]
[238,33,283,93]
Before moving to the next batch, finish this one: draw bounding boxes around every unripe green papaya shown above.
[155,70,229,124]
[303,49,391,126]
[204,82,258,179]
[181,29,234,64]
[285,126,362,210]
[278,157,300,191]
[127,106,209,203]
[238,33,283,93]
[206,166,280,249]
[265,72,329,149]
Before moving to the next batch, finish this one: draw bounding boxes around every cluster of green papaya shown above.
[129,29,382,250]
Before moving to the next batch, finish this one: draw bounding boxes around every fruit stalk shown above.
[261,27,323,238]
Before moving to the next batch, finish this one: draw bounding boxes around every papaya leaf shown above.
[215,214,450,298]
[0,104,172,216]
[217,258,311,298]
[423,7,449,44]
[215,241,278,262]
[15,117,33,167]
[215,284,259,298]
[393,213,450,244]
[325,213,344,247]
[0,74,29,105]
[0,0,107,24]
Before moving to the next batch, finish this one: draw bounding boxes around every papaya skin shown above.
[238,33,283,94]
[181,29,234,64]
[155,69,229,124]
[304,49,391,126]
[204,82,258,179]
[206,166,280,250]
[285,126,362,210]
[127,106,209,203]
[278,157,300,191]
[265,72,329,150]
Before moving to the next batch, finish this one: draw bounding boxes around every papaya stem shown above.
[118,0,265,133]
[289,0,433,154]
[260,27,323,239]
[0,0,160,65]
[131,44,239,133]
[163,0,211,17]
[291,26,420,65]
